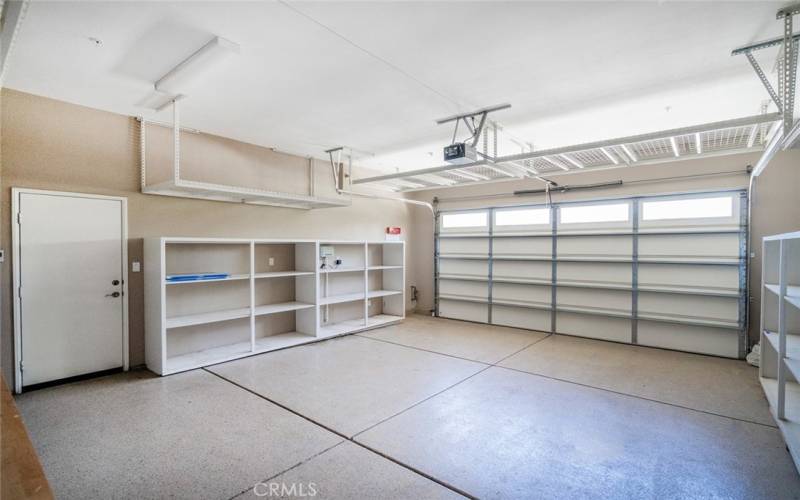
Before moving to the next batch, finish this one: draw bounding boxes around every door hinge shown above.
[17,285,21,299]
[16,212,21,224]
[19,360,23,372]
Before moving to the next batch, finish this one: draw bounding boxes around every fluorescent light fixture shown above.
[669,136,680,157]
[154,36,240,97]
[695,133,703,154]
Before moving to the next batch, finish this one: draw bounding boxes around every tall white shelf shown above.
[760,231,800,473]
[145,237,405,375]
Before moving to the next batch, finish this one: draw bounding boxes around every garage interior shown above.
[2,1,800,499]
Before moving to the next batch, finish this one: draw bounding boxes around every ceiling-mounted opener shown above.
[436,103,511,164]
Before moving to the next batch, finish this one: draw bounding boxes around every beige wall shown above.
[408,149,800,345]
[0,89,423,385]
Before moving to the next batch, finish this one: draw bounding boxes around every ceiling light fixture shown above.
[144,36,240,110]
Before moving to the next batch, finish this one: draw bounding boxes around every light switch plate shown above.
[132,261,141,272]
[268,257,275,266]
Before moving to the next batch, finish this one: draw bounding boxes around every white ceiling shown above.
[4,1,787,175]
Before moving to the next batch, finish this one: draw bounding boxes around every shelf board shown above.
[254,302,314,316]
[318,315,403,338]
[367,290,402,298]
[166,307,251,329]
[319,267,365,274]
[254,271,314,279]
[368,265,403,270]
[165,340,253,374]
[165,331,319,374]
[254,331,317,352]
[764,331,800,380]
[319,292,366,305]
[318,318,367,338]
[165,273,249,285]
[760,377,800,471]
[144,179,349,210]
[368,314,403,327]
[766,284,800,309]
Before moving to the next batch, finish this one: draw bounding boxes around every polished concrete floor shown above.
[15,315,800,499]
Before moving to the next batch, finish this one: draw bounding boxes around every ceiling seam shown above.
[277,0,470,112]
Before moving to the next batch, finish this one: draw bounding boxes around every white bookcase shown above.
[760,231,800,472]
[144,237,405,375]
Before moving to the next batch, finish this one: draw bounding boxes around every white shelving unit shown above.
[145,237,405,375]
[760,231,800,473]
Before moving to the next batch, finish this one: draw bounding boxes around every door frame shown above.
[12,187,129,393]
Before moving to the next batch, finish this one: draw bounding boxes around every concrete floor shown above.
[15,315,800,499]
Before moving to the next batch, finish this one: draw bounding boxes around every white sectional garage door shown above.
[435,190,747,358]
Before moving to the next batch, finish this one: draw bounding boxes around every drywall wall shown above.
[0,89,422,386]
[408,149,800,346]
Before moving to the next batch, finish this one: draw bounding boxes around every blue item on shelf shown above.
[166,273,230,282]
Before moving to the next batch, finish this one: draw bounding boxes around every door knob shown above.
[105,292,121,298]
[112,279,120,286]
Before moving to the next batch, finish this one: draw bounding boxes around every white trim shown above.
[11,187,130,393]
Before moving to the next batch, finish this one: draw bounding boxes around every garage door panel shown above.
[440,237,488,256]
[493,306,550,331]
[493,260,551,281]
[493,237,551,258]
[558,235,632,258]
[638,264,739,291]
[435,191,746,358]
[556,312,631,342]
[558,287,631,313]
[558,262,631,286]
[638,293,739,323]
[637,321,739,358]
[493,283,551,306]
[639,233,740,259]
[439,278,487,299]
[439,259,488,277]
[439,299,488,323]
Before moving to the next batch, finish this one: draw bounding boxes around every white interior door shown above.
[14,189,127,390]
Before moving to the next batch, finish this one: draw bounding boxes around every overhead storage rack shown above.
[352,114,781,192]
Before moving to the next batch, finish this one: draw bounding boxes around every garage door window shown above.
[441,212,487,229]
[642,195,733,221]
[560,203,629,224]
[495,207,550,226]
